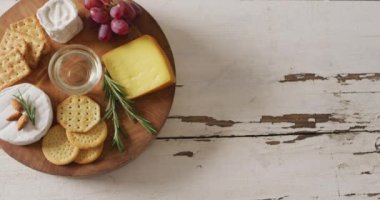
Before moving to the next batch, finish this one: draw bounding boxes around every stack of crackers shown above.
[0,16,50,90]
[42,96,108,165]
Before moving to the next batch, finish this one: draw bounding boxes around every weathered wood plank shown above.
[1,132,380,199]
[144,0,380,137]
[0,1,15,16]
[2,0,380,199]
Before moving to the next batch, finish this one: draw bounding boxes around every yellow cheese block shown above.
[102,35,176,99]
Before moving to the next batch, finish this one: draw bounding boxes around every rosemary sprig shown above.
[103,70,157,152]
[13,91,36,125]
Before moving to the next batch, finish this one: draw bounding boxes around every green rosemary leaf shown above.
[103,69,157,152]
[13,91,36,126]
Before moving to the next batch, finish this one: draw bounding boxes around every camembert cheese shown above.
[102,35,176,99]
[0,83,53,145]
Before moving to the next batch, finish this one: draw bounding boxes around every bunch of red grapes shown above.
[84,0,141,41]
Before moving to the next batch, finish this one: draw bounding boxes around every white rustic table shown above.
[2,0,380,199]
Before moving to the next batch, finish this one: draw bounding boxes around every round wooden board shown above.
[0,0,175,176]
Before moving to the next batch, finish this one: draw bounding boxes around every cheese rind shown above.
[102,35,176,99]
[0,83,53,145]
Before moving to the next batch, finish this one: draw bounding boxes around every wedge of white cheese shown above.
[36,0,83,44]
[0,83,53,145]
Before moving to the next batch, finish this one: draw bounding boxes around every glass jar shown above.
[48,44,102,95]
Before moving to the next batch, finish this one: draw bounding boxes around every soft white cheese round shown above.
[0,83,53,145]
[36,0,83,44]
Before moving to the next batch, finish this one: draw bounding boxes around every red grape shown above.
[123,2,137,22]
[84,0,137,41]
[90,7,109,24]
[118,1,128,12]
[84,0,103,10]
[100,0,112,6]
[99,24,113,41]
[111,19,129,35]
[110,5,125,19]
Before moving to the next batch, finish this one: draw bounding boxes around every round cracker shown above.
[57,95,100,133]
[42,125,79,165]
[66,121,107,149]
[74,144,104,164]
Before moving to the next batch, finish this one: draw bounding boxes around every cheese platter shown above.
[0,0,176,176]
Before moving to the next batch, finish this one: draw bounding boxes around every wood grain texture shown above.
[0,0,175,176]
[2,0,380,199]
[2,132,380,200]
[156,0,380,140]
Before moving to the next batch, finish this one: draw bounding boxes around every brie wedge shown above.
[0,83,53,145]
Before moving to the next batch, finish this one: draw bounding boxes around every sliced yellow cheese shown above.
[102,35,176,99]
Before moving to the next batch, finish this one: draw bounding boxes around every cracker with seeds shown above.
[3,29,44,67]
[74,144,104,164]
[67,121,107,149]
[0,36,28,58]
[10,16,51,54]
[57,95,101,133]
[42,125,80,165]
[0,50,31,90]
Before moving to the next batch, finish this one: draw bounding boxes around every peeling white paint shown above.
[2,0,380,199]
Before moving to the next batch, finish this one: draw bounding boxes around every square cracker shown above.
[3,29,44,67]
[0,50,31,90]
[10,16,51,54]
[0,37,28,58]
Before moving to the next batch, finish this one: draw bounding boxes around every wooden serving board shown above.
[0,0,175,176]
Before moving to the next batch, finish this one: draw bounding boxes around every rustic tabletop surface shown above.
[2,0,380,199]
